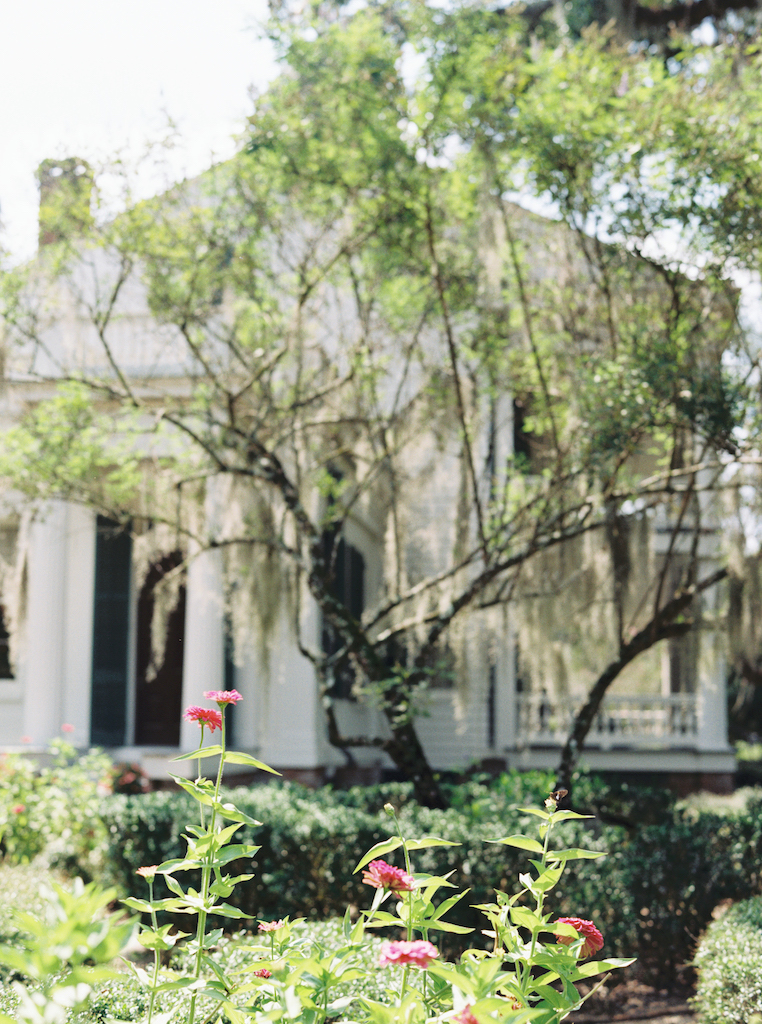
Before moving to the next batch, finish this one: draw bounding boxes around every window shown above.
[513,398,554,473]
[321,536,365,699]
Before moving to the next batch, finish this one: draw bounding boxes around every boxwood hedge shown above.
[92,776,762,983]
[693,897,762,1022]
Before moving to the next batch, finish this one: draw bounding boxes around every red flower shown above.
[183,706,223,732]
[11,803,25,814]
[258,919,286,933]
[203,689,243,706]
[555,917,604,958]
[252,968,272,978]
[362,859,414,893]
[379,940,439,968]
[452,1006,479,1024]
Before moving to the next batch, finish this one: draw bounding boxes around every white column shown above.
[62,506,96,747]
[180,545,225,749]
[495,609,517,754]
[23,502,68,745]
[696,569,731,751]
[697,650,731,750]
[260,601,322,768]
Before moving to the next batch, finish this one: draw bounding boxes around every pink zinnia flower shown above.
[136,865,158,879]
[452,1006,479,1024]
[252,968,272,978]
[204,689,243,706]
[183,706,223,732]
[379,940,439,969]
[362,859,414,893]
[556,917,604,958]
[258,919,286,933]
[11,804,25,814]
[61,723,74,733]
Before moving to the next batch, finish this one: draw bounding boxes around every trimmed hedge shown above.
[693,897,762,1022]
[92,777,762,982]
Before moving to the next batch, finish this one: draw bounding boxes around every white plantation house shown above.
[0,158,737,792]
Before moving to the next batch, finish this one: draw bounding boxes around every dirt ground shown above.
[568,980,695,1023]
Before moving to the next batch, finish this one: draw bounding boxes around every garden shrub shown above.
[693,897,762,1022]
[0,740,112,872]
[93,780,762,983]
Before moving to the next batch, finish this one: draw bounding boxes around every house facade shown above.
[0,159,736,791]
[0,468,734,791]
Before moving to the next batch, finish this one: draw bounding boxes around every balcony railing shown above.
[516,692,698,748]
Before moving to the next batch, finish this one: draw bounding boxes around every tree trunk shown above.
[556,568,727,791]
[381,713,448,810]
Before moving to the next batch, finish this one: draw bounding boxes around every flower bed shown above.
[0,691,635,1024]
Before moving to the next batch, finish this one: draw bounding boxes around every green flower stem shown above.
[389,807,415,943]
[387,806,415,1001]
[146,877,160,1024]
[400,964,410,1002]
[197,725,206,830]
[522,813,555,1000]
[187,711,227,1024]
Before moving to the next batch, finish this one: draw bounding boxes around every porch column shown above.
[494,608,517,755]
[696,569,731,751]
[697,649,731,750]
[61,506,96,747]
[23,502,68,745]
[179,546,225,749]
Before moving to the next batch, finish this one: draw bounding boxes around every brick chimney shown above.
[36,158,93,247]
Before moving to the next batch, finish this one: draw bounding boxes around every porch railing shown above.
[516,692,698,747]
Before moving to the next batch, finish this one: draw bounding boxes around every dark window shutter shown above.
[90,517,131,746]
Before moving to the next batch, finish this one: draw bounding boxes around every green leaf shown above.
[549,810,595,822]
[426,962,476,996]
[158,857,204,874]
[486,835,544,853]
[423,919,473,934]
[223,750,281,774]
[405,836,461,851]
[354,837,403,872]
[517,807,551,820]
[138,929,173,951]
[170,775,215,806]
[210,901,253,919]
[510,907,545,931]
[216,843,261,866]
[569,958,636,980]
[531,866,564,893]
[547,848,606,863]
[212,801,262,826]
[121,897,153,913]
[533,984,568,1010]
[173,745,223,761]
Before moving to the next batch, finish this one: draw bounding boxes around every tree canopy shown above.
[2,0,762,802]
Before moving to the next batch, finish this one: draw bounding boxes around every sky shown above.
[0,1,279,263]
